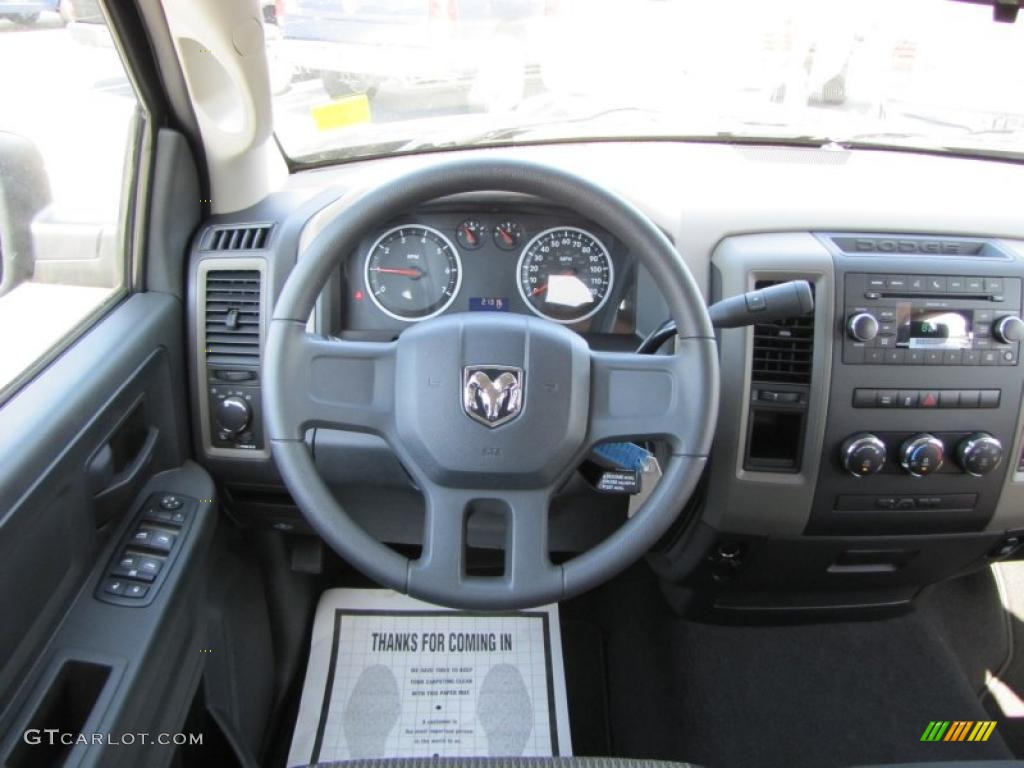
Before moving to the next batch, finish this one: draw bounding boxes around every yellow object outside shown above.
[311,94,372,131]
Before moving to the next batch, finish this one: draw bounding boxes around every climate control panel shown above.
[838,431,1002,478]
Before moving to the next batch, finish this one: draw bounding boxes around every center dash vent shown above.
[204,270,261,366]
[750,279,814,386]
[203,224,272,252]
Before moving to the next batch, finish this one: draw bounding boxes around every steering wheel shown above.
[263,158,718,609]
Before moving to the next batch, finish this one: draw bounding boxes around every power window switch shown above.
[103,579,126,596]
[148,531,176,553]
[138,557,163,578]
[123,583,149,599]
[130,528,153,546]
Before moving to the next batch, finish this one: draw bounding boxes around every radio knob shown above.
[847,312,880,342]
[841,433,887,477]
[900,434,945,477]
[956,433,1003,476]
[994,315,1024,343]
[215,395,252,436]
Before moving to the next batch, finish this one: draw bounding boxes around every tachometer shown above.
[516,227,614,324]
[364,224,462,321]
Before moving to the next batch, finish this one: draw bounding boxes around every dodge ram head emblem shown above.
[462,366,524,428]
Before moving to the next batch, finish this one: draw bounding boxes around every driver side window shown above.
[0,6,140,403]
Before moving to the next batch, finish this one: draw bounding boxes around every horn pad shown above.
[393,313,590,488]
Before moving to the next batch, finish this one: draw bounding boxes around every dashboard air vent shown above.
[203,225,272,252]
[750,280,814,386]
[204,270,261,366]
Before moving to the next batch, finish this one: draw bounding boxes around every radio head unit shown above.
[843,273,1022,366]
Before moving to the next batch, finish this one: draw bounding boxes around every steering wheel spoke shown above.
[263,319,396,440]
[587,338,718,454]
[409,483,561,609]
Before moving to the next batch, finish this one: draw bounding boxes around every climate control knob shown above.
[214,395,251,436]
[994,315,1024,344]
[847,313,880,342]
[900,433,945,477]
[841,433,887,477]
[956,433,1003,476]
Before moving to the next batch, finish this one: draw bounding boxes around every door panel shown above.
[0,292,189,709]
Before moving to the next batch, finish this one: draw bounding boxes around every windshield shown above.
[269,0,1024,164]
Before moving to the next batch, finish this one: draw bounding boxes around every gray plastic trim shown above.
[705,232,835,536]
[195,257,270,459]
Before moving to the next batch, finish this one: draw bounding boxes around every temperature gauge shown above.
[455,219,486,250]
[493,220,524,251]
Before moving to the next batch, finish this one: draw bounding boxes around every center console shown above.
[810,248,1024,536]
[696,232,1024,611]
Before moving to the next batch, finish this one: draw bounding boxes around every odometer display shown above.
[364,224,462,321]
[517,227,614,324]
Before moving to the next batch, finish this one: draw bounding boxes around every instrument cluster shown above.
[341,208,637,338]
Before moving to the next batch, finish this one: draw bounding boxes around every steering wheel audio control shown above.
[956,433,1003,476]
[900,433,945,477]
[994,315,1024,343]
[840,433,887,477]
[214,395,252,436]
[847,312,880,342]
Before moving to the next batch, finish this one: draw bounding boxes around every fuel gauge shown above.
[493,220,524,251]
[455,219,486,250]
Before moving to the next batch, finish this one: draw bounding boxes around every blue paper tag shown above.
[591,442,653,471]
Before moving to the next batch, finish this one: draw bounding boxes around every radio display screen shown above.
[896,305,973,350]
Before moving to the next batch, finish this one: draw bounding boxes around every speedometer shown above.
[516,227,614,324]
[364,224,462,322]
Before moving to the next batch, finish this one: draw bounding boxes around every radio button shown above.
[986,278,1005,295]
[966,277,985,292]
[948,276,966,292]
[981,350,1000,365]
[885,349,905,364]
[962,350,981,365]
[865,349,885,364]
[1000,349,1018,365]
[907,349,925,365]
[877,335,895,349]
[943,350,963,365]
[994,315,1024,343]
[867,276,887,289]
[926,276,947,292]
[976,309,994,323]
[925,350,944,365]
[908,276,927,291]
[877,308,897,321]
[886,276,907,290]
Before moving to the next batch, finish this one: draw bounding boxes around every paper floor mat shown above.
[286,588,572,767]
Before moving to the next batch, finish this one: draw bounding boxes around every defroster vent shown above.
[204,270,261,366]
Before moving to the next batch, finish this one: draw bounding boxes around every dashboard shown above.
[187,140,1024,611]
